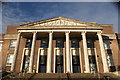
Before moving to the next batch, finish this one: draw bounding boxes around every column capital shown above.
[81,31,87,35]
[48,31,53,34]
[32,31,37,34]
[97,31,102,35]
[65,31,70,34]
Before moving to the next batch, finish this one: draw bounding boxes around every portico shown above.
[11,29,109,73]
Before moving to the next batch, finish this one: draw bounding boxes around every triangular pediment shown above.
[21,17,99,27]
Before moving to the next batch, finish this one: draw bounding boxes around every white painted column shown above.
[65,32,71,73]
[81,32,90,73]
[29,32,37,73]
[11,32,21,72]
[46,32,53,73]
[97,32,109,72]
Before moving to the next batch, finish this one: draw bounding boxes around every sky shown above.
[1,2,119,33]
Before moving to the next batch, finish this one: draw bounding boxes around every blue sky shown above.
[1,2,119,33]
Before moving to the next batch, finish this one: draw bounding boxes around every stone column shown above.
[81,32,90,73]
[47,32,53,73]
[97,32,109,72]
[29,32,37,73]
[11,32,21,72]
[65,32,71,73]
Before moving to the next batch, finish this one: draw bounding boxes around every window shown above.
[71,39,79,48]
[9,40,17,50]
[41,40,48,48]
[106,53,116,72]
[39,55,47,73]
[72,56,80,73]
[55,55,63,73]
[87,40,94,48]
[26,39,32,48]
[6,54,14,66]
[106,53,114,67]
[56,39,64,48]
[22,49,30,72]
[89,55,97,73]
[104,40,111,50]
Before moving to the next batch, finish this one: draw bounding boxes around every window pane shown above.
[56,56,63,73]
[104,40,111,49]
[9,40,17,50]
[26,39,32,48]
[41,40,48,48]
[6,54,14,66]
[39,55,47,73]
[72,56,80,73]
[89,55,97,73]
[87,40,94,48]
[71,40,79,48]
[56,40,64,48]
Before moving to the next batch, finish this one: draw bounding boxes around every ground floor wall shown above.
[2,37,120,73]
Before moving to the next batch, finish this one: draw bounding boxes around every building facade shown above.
[1,17,120,73]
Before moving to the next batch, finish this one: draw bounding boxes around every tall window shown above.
[22,49,30,72]
[104,40,111,50]
[55,55,63,73]
[26,39,32,48]
[71,39,79,48]
[106,52,115,72]
[9,40,17,50]
[89,55,97,73]
[71,39,80,73]
[6,54,14,66]
[41,40,48,48]
[39,55,47,73]
[72,55,80,73]
[56,39,64,48]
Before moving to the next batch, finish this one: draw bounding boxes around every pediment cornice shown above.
[20,17,101,28]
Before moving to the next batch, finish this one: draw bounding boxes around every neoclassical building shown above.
[1,17,120,74]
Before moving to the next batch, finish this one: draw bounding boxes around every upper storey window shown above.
[9,40,17,50]
[71,39,79,48]
[104,40,111,50]
[41,40,48,48]
[56,39,64,48]
[26,39,32,48]
[87,40,94,48]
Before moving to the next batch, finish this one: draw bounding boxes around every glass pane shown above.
[87,40,94,48]
[56,40,64,48]
[89,55,97,73]
[104,40,110,49]
[71,40,79,48]
[9,40,17,50]
[6,54,14,66]
[26,39,32,48]
[39,55,47,73]
[56,56,63,73]
[72,56,80,73]
[41,40,48,48]
[22,55,30,72]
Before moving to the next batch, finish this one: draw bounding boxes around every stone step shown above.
[2,73,120,80]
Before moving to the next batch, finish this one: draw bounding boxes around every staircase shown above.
[2,73,120,80]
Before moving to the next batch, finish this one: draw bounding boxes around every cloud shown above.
[1,2,119,34]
